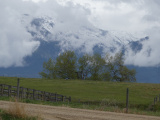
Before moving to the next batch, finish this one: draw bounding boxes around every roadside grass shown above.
[0,109,38,120]
[0,99,40,120]
[0,77,160,116]
[0,96,160,117]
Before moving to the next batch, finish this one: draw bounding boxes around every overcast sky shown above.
[1,0,160,67]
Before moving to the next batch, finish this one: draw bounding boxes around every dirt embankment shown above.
[0,101,160,120]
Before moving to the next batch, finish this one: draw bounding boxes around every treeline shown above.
[39,51,136,82]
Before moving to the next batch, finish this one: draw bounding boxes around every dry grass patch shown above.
[7,100,26,119]
[0,100,42,120]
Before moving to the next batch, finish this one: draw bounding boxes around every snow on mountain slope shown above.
[22,15,142,56]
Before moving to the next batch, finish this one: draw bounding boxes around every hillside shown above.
[0,77,160,106]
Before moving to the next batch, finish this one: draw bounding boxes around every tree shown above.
[54,51,77,79]
[39,50,136,82]
[106,52,136,82]
[89,53,106,80]
[108,52,124,81]
[119,66,136,82]
[39,58,56,79]
[78,54,92,79]
[78,53,106,80]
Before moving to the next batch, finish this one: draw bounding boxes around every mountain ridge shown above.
[0,15,159,83]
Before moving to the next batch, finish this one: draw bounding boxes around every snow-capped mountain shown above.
[0,15,159,83]
[22,15,143,54]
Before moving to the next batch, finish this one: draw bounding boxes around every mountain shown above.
[0,15,159,83]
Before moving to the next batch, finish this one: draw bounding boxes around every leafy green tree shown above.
[119,66,136,82]
[109,52,124,81]
[106,52,136,82]
[39,58,56,79]
[78,54,92,79]
[89,53,106,80]
[54,51,77,79]
[39,50,136,82]
[78,53,106,80]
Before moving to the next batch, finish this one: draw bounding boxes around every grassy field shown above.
[0,77,160,115]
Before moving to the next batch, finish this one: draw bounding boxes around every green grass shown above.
[0,76,160,116]
[0,77,159,104]
[0,111,37,120]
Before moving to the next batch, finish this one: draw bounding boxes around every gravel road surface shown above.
[0,101,160,120]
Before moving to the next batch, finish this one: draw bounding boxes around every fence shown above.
[0,84,71,102]
[153,95,160,105]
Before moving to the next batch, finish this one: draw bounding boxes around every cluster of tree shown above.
[39,51,136,82]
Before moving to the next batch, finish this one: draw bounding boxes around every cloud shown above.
[0,0,40,67]
[56,0,158,33]
[1,0,160,67]
[125,28,160,67]
[23,0,47,3]
[0,0,91,68]
[55,0,160,67]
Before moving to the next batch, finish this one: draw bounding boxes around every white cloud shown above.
[55,0,160,67]
[1,0,160,67]
[125,28,160,67]
[23,0,47,3]
[0,0,40,67]
[56,0,159,33]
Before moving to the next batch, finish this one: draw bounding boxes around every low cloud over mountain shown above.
[1,0,160,82]
[1,0,160,67]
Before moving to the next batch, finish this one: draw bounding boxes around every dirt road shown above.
[0,101,160,120]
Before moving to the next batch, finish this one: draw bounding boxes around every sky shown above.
[0,0,160,67]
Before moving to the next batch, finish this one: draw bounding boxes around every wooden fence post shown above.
[21,87,24,99]
[69,96,71,102]
[48,93,51,101]
[1,84,4,96]
[0,84,1,96]
[126,88,129,113]
[8,85,11,97]
[41,91,43,100]
[61,95,64,102]
[63,96,66,102]
[17,78,20,101]
[43,91,46,101]
[26,88,29,99]
[154,98,156,105]
[33,89,35,100]
[55,93,57,102]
